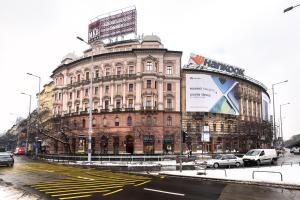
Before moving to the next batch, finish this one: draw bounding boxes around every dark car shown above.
[0,152,14,167]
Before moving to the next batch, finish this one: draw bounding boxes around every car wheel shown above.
[235,162,241,167]
[257,160,261,166]
[213,163,219,168]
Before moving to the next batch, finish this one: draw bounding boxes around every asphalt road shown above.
[0,156,300,200]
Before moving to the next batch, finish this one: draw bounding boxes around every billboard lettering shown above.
[88,8,137,43]
[184,54,245,77]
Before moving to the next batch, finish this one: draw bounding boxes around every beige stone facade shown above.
[51,36,182,154]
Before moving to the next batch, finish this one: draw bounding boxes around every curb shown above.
[159,173,300,190]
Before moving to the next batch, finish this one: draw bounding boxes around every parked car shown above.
[14,147,25,155]
[204,154,243,168]
[0,152,14,167]
[243,149,277,166]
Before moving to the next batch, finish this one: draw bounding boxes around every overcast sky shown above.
[0,0,299,140]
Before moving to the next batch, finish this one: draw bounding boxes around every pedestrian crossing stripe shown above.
[45,185,124,194]
[51,189,110,197]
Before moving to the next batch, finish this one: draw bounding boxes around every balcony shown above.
[125,107,135,112]
[100,108,109,113]
[112,108,122,112]
[80,110,88,115]
[165,108,173,112]
[140,106,158,113]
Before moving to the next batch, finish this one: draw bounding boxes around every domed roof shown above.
[142,35,161,43]
[61,52,78,64]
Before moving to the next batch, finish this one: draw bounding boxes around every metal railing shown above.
[252,171,283,181]
[37,154,171,163]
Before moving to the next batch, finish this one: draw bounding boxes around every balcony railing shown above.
[112,108,122,112]
[165,108,173,112]
[125,107,135,111]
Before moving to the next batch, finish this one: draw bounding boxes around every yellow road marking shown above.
[59,194,91,200]
[46,185,123,194]
[33,180,136,189]
[103,188,123,196]
[51,189,109,197]
[40,183,126,192]
[134,180,151,187]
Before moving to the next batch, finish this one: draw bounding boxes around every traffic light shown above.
[182,131,187,143]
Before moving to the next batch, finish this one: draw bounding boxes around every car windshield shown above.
[214,155,223,159]
[245,150,261,156]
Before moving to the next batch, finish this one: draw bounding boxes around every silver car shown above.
[0,152,14,167]
[204,154,243,168]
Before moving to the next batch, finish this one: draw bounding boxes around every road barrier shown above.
[280,162,293,167]
[252,171,283,181]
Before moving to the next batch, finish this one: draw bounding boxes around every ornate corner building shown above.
[50,36,182,154]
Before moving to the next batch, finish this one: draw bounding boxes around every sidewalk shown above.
[159,164,300,189]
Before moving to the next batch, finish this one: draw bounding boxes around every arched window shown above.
[115,116,120,127]
[82,119,86,128]
[127,116,132,126]
[167,116,172,126]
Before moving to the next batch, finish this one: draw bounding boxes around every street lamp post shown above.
[26,72,41,157]
[284,4,300,13]
[21,92,32,155]
[280,103,290,142]
[77,36,93,163]
[271,80,288,144]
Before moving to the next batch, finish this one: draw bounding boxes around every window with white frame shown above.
[146,61,153,71]
[128,99,133,108]
[117,67,121,75]
[105,68,110,76]
[167,116,172,126]
[167,98,172,109]
[166,66,172,75]
[128,83,133,92]
[129,66,134,74]
[85,71,90,80]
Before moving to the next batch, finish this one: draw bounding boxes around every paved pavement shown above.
[1,156,300,200]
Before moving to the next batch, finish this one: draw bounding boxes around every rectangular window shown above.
[146,61,153,71]
[55,93,57,101]
[77,74,80,82]
[76,104,79,112]
[146,96,151,107]
[106,68,110,76]
[70,77,73,84]
[221,124,224,132]
[85,89,88,96]
[117,67,121,75]
[86,71,90,80]
[95,87,98,95]
[95,70,99,78]
[167,99,172,109]
[128,83,133,92]
[128,99,133,108]
[59,93,61,100]
[117,84,121,93]
[68,106,72,114]
[129,66,134,74]
[105,86,109,94]
[116,100,121,108]
[213,123,216,132]
[167,83,172,91]
[105,100,109,109]
[155,81,157,89]
[167,66,172,75]
[69,92,72,100]
[147,80,151,88]
[77,90,80,98]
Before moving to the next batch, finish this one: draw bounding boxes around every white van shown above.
[243,149,277,166]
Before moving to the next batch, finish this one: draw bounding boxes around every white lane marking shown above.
[77,176,94,181]
[144,188,185,196]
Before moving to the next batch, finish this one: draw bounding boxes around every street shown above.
[0,156,300,200]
